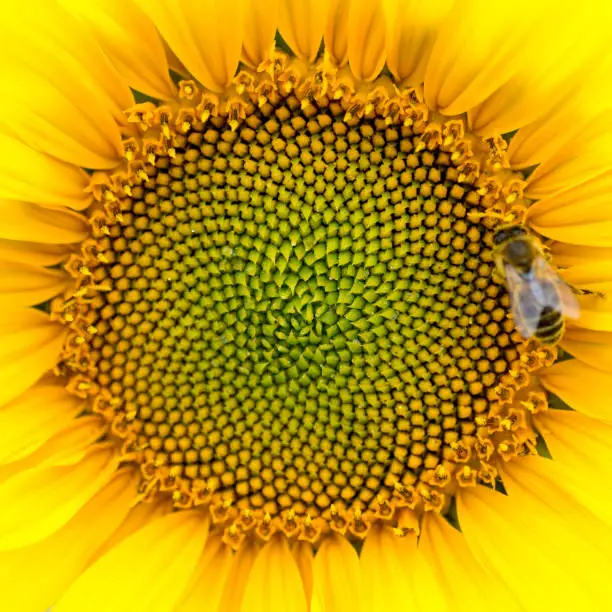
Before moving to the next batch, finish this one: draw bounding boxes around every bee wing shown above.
[533,257,580,320]
[504,263,541,338]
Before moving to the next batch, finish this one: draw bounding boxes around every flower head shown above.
[1,0,612,610]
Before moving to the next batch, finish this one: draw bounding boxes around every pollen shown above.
[53,53,553,547]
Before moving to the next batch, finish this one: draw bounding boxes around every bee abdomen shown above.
[535,307,564,345]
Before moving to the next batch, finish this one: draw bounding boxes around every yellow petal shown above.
[0,199,88,243]
[573,295,612,332]
[0,67,122,171]
[0,415,107,483]
[536,409,612,482]
[90,497,173,565]
[346,0,386,82]
[536,410,612,526]
[37,416,107,467]
[467,6,608,136]
[0,309,65,407]
[0,443,118,550]
[560,260,612,293]
[467,13,608,136]
[324,0,350,68]
[508,100,586,170]
[359,528,448,612]
[419,513,521,610]
[425,0,554,115]
[410,536,451,612]
[504,452,612,536]
[135,0,246,93]
[292,542,314,605]
[217,539,259,612]
[176,534,233,612]
[527,113,612,200]
[312,533,361,612]
[560,328,612,372]
[278,0,327,62]
[15,0,133,115]
[0,240,72,267]
[425,1,607,136]
[384,0,452,87]
[536,457,612,530]
[532,219,612,249]
[0,467,137,612]
[508,54,612,169]
[458,484,612,610]
[60,0,176,100]
[0,133,90,211]
[0,260,69,308]
[0,3,132,169]
[539,359,612,421]
[361,525,417,610]
[528,169,612,234]
[163,37,190,77]
[0,383,83,465]
[551,242,612,267]
[502,455,612,550]
[240,534,308,612]
[241,0,279,68]
[55,510,209,612]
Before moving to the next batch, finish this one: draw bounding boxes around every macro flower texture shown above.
[2,0,612,610]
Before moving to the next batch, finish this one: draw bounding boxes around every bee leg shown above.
[493,260,505,283]
[539,244,551,260]
[571,287,606,298]
[492,271,506,287]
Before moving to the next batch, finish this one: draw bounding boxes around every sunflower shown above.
[2,0,612,610]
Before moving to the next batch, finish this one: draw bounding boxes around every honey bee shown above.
[493,224,579,345]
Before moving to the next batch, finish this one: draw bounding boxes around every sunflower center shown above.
[56,55,551,546]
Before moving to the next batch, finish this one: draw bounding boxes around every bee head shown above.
[493,224,527,246]
[505,238,534,266]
